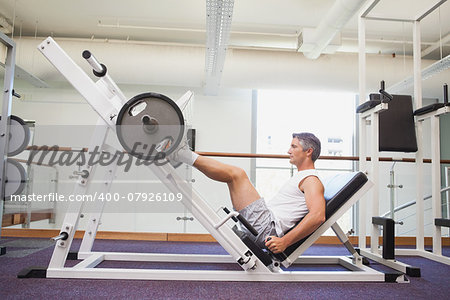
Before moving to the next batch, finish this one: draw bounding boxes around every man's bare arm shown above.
[265,176,325,253]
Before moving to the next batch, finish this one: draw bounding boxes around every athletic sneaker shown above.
[168,140,199,167]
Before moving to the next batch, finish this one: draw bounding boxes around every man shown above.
[170,132,325,254]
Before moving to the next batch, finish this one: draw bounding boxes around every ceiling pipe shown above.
[303,0,367,59]
[421,33,450,58]
[0,16,12,34]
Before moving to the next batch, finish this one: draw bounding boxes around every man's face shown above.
[288,138,310,166]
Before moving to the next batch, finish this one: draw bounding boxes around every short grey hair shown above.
[292,132,321,162]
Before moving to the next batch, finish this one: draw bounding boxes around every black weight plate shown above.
[116,92,184,160]
[0,115,31,156]
[5,158,27,198]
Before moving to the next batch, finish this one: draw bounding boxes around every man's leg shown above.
[193,156,261,211]
[169,144,260,211]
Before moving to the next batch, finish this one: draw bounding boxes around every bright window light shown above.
[256,89,357,234]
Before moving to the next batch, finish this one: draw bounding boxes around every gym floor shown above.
[0,237,449,299]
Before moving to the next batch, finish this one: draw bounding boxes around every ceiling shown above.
[0,0,449,60]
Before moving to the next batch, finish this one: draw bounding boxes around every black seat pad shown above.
[435,218,450,228]
[414,103,445,116]
[356,100,381,113]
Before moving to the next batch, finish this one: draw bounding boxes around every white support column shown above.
[0,33,16,242]
[358,116,367,249]
[358,14,367,249]
[358,16,366,105]
[430,115,442,255]
[370,111,380,253]
[413,21,425,251]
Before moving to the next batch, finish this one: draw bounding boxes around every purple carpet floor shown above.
[0,237,449,299]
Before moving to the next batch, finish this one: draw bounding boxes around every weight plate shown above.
[116,92,185,160]
[0,115,31,156]
[4,158,27,198]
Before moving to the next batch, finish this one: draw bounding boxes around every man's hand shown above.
[265,236,288,254]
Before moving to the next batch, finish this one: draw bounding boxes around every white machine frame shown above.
[357,0,450,270]
[0,31,17,256]
[35,37,403,282]
[357,101,423,275]
[395,105,450,265]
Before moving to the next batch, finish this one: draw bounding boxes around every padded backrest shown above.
[278,172,368,258]
[378,94,417,152]
[356,94,417,152]
[323,172,368,218]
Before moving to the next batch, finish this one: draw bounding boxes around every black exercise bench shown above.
[234,171,372,268]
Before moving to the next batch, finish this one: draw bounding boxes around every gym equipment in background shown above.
[0,32,30,256]
[357,80,422,276]
[406,83,450,264]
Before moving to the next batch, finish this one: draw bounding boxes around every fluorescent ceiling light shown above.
[388,54,450,94]
[204,0,234,95]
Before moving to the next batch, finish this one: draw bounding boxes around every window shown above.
[255,89,356,234]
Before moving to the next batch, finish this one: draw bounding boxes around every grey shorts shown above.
[238,198,277,248]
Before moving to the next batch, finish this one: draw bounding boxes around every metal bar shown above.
[395,249,450,265]
[0,31,16,243]
[358,11,367,247]
[364,16,414,23]
[82,50,104,74]
[19,147,450,164]
[370,110,380,254]
[421,32,450,57]
[413,20,425,252]
[73,253,104,269]
[382,200,415,217]
[331,223,361,262]
[416,0,447,21]
[389,166,395,219]
[359,248,420,274]
[78,252,236,263]
[250,90,257,185]
[46,267,386,282]
[214,211,239,229]
[430,115,442,255]
[446,167,450,233]
[360,0,381,18]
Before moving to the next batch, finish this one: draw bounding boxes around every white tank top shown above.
[265,169,320,236]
